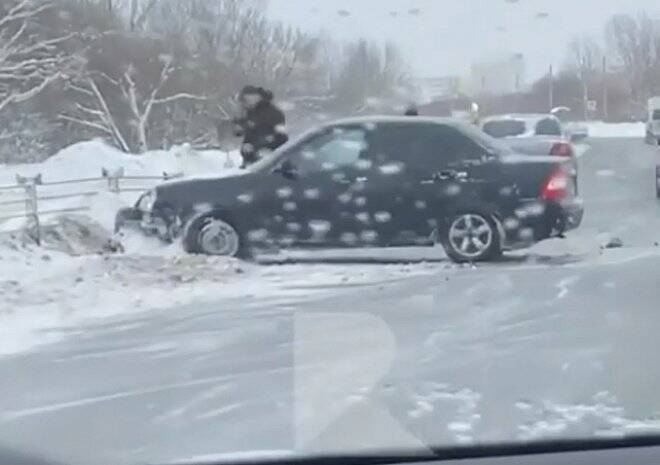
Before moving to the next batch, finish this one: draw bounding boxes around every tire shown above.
[182,213,251,259]
[441,212,502,264]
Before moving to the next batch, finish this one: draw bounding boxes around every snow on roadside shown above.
[585,121,646,138]
[0,214,443,357]
[0,230,253,355]
[0,140,242,233]
[0,140,241,183]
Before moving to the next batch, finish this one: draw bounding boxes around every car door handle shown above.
[438,170,469,180]
[355,177,368,183]
[421,171,454,183]
[438,170,458,180]
[420,170,467,184]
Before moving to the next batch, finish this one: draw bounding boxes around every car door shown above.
[268,125,369,246]
[425,124,506,227]
[357,122,503,244]
[342,123,435,247]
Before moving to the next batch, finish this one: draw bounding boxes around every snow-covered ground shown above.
[1,130,660,465]
[585,121,646,138]
[0,228,447,356]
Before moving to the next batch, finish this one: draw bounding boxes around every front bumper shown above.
[503,198,584,248]
[115,207,176,241]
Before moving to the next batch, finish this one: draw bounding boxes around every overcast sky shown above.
[267,0,660,80]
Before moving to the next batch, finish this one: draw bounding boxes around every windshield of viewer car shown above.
[3,1,660,465]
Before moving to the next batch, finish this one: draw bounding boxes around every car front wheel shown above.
[442,212,502,263]
[182,214,251,259]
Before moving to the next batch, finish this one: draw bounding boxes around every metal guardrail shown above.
[0,168,183,244]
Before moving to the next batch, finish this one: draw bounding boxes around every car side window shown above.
[535,118,562,136]
[431,125,486,166]
[287,127,367,174]
[365,123,485,172]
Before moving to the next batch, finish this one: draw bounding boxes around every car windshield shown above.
[3,1,660,465]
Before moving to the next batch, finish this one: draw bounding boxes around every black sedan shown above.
[116,117,584,263]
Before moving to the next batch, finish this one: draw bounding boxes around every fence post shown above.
[162,171,183,181]
[102,167,124,194]
[16,174,42,245]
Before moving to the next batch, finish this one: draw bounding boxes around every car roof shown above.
[327,115,467,128]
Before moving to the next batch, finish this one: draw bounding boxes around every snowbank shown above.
[585,121,646,138]
[0,140,242,183]
[0,140,251,354]
[0,140,242,233]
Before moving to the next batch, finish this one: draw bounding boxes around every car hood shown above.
[154,170,258,211]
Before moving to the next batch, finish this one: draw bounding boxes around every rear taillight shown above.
[541,168,570,200]
[550,142,573,157]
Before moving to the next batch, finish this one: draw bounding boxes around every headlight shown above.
[138,190,156,212]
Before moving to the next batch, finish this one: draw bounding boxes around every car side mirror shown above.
[273,159,298,179]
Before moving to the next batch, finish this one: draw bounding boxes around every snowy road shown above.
[2,138,660,465]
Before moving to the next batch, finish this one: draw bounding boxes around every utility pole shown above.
[602,56,609,121]
[548,65,554,111]
[582,69,589,121]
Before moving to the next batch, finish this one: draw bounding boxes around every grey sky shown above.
[267,0,660,80]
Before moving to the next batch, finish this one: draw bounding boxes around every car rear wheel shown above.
[183,214,251,259]
[442,212,502,263]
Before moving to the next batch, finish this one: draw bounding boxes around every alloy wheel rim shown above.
[448,214,493,258]
[199,219,240,256]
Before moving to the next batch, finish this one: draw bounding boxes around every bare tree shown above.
[61,71,131,152]
[0,0,72,113]
[127,0,157,32]
[605,12,660,104]
[566,36,603,119]
[145,0,317,92]
[567,36,603,74]
[333,39,411,108]
[62,52,205,152]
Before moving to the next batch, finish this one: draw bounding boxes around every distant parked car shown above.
[646,97,660,145]
[116,117,583,263]
[481,113,584,161]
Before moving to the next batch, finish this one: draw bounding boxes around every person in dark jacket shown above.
[404,104,419,116]
[234,86,289,168]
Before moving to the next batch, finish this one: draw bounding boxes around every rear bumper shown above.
[503,198,584,248]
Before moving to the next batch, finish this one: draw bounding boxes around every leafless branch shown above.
[151,93,206,105]
[58,114,113,134]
